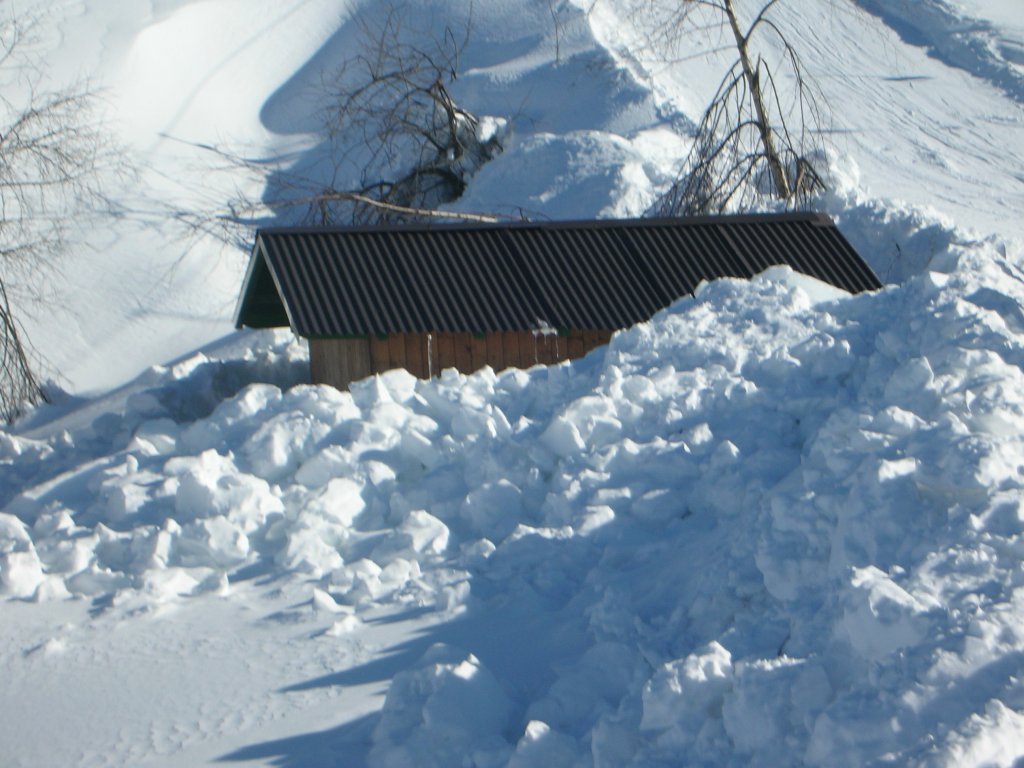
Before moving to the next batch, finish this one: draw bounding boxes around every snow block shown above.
[369,643,513,768]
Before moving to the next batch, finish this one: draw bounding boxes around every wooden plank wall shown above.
[310,338,372,388]
[368,330,613,378]
[312,330,614,390]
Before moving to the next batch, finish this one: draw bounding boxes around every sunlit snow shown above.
[2,0,1024,766]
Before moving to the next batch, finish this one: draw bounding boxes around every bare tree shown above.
[0,5,118,420]
[319,5,503,224]
[196,3,504,236]
[645,0,828,215]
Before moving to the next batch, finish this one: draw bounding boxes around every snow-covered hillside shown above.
[3,0,1024,766]
[16,0,1024,393]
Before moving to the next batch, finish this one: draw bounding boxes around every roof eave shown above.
[234,235,300,333]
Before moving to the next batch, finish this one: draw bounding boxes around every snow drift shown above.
[2,0,1024,765]
[6,205,1024,764]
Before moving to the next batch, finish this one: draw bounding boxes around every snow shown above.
[2,0,1024,766]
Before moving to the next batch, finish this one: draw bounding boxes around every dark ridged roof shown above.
[235,213,880,336]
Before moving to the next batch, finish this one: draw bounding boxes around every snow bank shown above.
[4,0,1024,762]
[5,205,1024,764]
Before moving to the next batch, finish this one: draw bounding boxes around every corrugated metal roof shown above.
[235,213,881,337]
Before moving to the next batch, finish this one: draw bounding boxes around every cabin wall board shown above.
[311,330,615,390]
[309,338,372,389]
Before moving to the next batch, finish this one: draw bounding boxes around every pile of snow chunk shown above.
[4,219,1024,765]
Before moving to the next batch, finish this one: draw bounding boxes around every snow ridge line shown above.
[852,0,1024,103]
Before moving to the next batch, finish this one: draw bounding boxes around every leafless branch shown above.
[304,3,502,225]
[639,0,829,216]
[190,1,504,241]
[0,3,126,420]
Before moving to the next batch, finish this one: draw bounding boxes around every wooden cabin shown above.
[234,213,880,390]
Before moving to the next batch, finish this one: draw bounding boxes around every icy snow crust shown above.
[3,0,1024,765]
[7,228,1024,765]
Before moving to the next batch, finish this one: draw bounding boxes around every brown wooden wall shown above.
[310,337,372,390]
[309,330,613,389]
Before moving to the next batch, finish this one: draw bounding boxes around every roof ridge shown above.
[254,212,834,238]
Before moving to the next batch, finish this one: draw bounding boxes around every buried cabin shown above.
[234,213,881,390]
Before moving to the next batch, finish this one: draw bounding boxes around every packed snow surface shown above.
[7,228,1024,767]
[3,0,1024,766]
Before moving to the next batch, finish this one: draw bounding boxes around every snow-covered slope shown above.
[3,0,1024,766]
[16,0,1024,392]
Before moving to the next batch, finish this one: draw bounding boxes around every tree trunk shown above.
[723,0,791,200]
